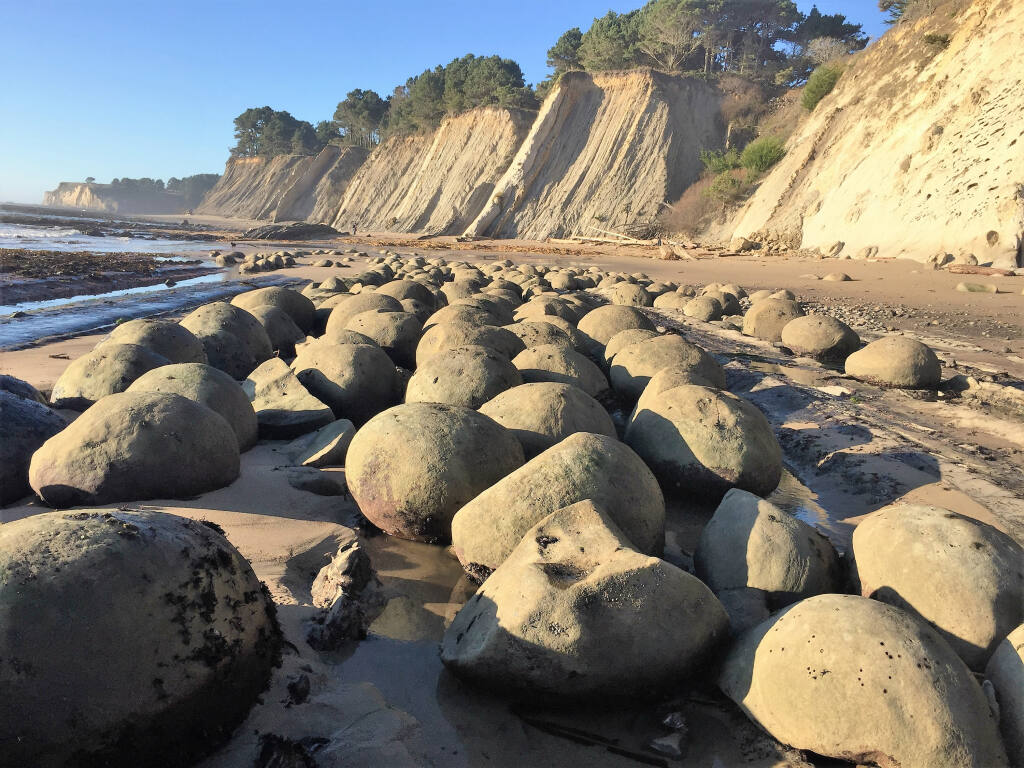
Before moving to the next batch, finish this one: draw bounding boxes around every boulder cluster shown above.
[1,250,1017,767]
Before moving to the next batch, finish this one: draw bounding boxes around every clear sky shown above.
[0,0,887,204]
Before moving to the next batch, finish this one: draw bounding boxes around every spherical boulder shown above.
[105,318,207,364]
[50,343,170,410]
[625,385,782,500]
[451,432,665,576]
[852,504,1023,671]
[442,500,728,701]
[243,303,305,357]
[423,303,500,331]
[0,509,280,767]
[29,391,240,506]
[346,403,524,542]
[610,334,726,401]
[0,374,47,404]
[231,286,316,332]
[609,282,652,307]
[324,292,403,337]
[683,296,723,322]
[0,391,67,505]
[986,624,1024,767]
[416,321,525,366]
[345,309,423,369]
[695,489,841,609]
[576,305,655,358]
[652,292,689,311]
[376,279,436,308]
[406,345,522,409]
[126,362,258,451]
[632,363,722,415]
[179,301,274,380]
[291,342,398,424]
[742,298,805,342]
[702,289,741,315]
[603,328,659,366]
[511,344,609,398]
[501,320,573,352]
[478,382,616,458]
[845,336,941,388]
[719,595,1009,768]
[781,314,860,361]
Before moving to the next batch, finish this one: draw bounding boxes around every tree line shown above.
[92,175,221,208]
[229,54,537,159]
[538,0,868,97]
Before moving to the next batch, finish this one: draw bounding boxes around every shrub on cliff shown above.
[700,148,742,174]
[801,64,842,111]
[740,137,786,173]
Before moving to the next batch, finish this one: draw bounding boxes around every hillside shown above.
[330,106,534,235]
[729,0,1023,268]
[196,155,319,220]
[465,69,723,240]
[43,182,187,215]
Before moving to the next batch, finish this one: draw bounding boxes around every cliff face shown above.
[330,107,534,234]
[465,70,724,240]
[43,183,186,214]
[730,0,1024,268]
[196,155,317,219]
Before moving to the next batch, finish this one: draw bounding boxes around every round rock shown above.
[609,334,726,402]
[291,342,398,424]
[406,345,522,409]
[780,314,860,361]
[742,298,805,342]
[346,403,524,542]
[231,286,316,332]
[105,318,207,364]
[50,343,170,410]
[512,344,609,398]
[179,302,274,380]
[0,509,280,767]
[0,391,67,505]
[845,336,941,388]
[625,385,782,500]
[577,305,655,358]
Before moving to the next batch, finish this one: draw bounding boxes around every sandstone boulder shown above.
[603,328,659,366]
[346,309,422,369]
[451,432,665,576]
[231,286,316,332]
[610,335,726,401]
[0,391,67,505]
[719,594,1008,768]
[105,318,207,364]
[852,503,1024,670]
[478,382,616,458]
[127,362,258,451]
[625,385,782,500]
[0,374,47,404]
[652,292,689,311]
[291,342,398,424]
[683,296,723,322]
[243,304,305,357]
[695,489,841,609]
[244,358,335,439]
[502,320,573,352]
[50,343,170,410]
[780,314,860,361]
[324,292,403,336]
[742,298,805,342]
[845,336,942,388]
[441,500,728,701]
[985,624,1024,767]
[29,392,240,506]
[609,282,653,307]
[376,279,436,307]
[179,301,274,380]
[406,345,522,409]
[512,344,609,398]
[346,403,524,542]
[0,509,280,767]
[416,321,525,366]
[576,305,655,358]
[286,419,356,468]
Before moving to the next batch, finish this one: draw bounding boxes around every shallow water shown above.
[0,221,223,254]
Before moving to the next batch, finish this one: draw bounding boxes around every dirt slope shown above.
[330,106,533,234]
[730,0,1024,268]
[197,155,318,220]
[465,70,723,241]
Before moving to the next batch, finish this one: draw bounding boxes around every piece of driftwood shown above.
[947,265,1016,276]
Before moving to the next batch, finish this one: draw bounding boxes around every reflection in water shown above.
[0,273,226,315]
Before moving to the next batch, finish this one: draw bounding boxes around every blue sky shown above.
[0,0,887,204]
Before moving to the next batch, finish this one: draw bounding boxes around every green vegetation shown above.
[923,32,950,48]
[740,136,786,172]
[879,0,912,24]
[801,64,843,110]
[166,174,221,208]
[700,148,741,173]
[704,170,749,202]
[230,107,320,158]
[544,0,866,86]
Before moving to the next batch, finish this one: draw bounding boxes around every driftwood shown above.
[947,264,1017,276]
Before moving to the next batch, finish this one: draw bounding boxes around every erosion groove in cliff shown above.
[731,0,1024,267]
[197,155,318,220]
[330,106,534,235]
[466,69,724,241]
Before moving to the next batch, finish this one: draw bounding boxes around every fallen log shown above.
[947,265,1016,276]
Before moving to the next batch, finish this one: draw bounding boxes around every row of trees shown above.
[81,175,221,208]
[539,1,868,94]
[229,54,538,158]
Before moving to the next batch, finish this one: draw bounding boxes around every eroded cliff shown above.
[729,0,1024,268]
[465,70,724,240]
[43,183,186,214]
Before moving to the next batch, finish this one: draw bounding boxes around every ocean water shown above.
[0,220,223,254]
